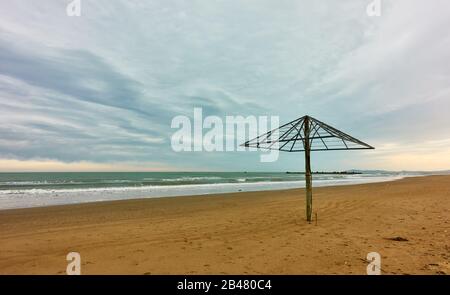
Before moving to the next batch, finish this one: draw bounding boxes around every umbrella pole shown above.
[304,117,313,222]
[305,148,312,222]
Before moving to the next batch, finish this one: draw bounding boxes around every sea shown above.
[0,171,437,210]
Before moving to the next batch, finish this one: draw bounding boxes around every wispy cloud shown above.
[0,0,449,171]
[0,158,177,172]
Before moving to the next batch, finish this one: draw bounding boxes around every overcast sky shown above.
[1,0,450,172]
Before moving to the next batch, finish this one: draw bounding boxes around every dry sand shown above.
[0,175,449,274]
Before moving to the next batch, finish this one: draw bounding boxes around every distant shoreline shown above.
[285,171,362,175]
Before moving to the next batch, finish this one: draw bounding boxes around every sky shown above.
[0,0,450,172]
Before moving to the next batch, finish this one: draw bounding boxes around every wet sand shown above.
[0,175,449,274]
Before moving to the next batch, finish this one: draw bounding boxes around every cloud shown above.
[0,0,449,171]
[359,138,450,171]
[0,158,176,172]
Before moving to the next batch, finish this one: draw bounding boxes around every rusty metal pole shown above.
[304,116,313,222]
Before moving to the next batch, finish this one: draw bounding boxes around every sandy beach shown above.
[0,175,449,275]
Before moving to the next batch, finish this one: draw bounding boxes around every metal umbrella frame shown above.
[242,115,374,222]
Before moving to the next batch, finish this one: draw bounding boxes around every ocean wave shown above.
[0,175,409,210]
[0,176,405,195]
[0,180,84,186]
[160,176,224,182]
